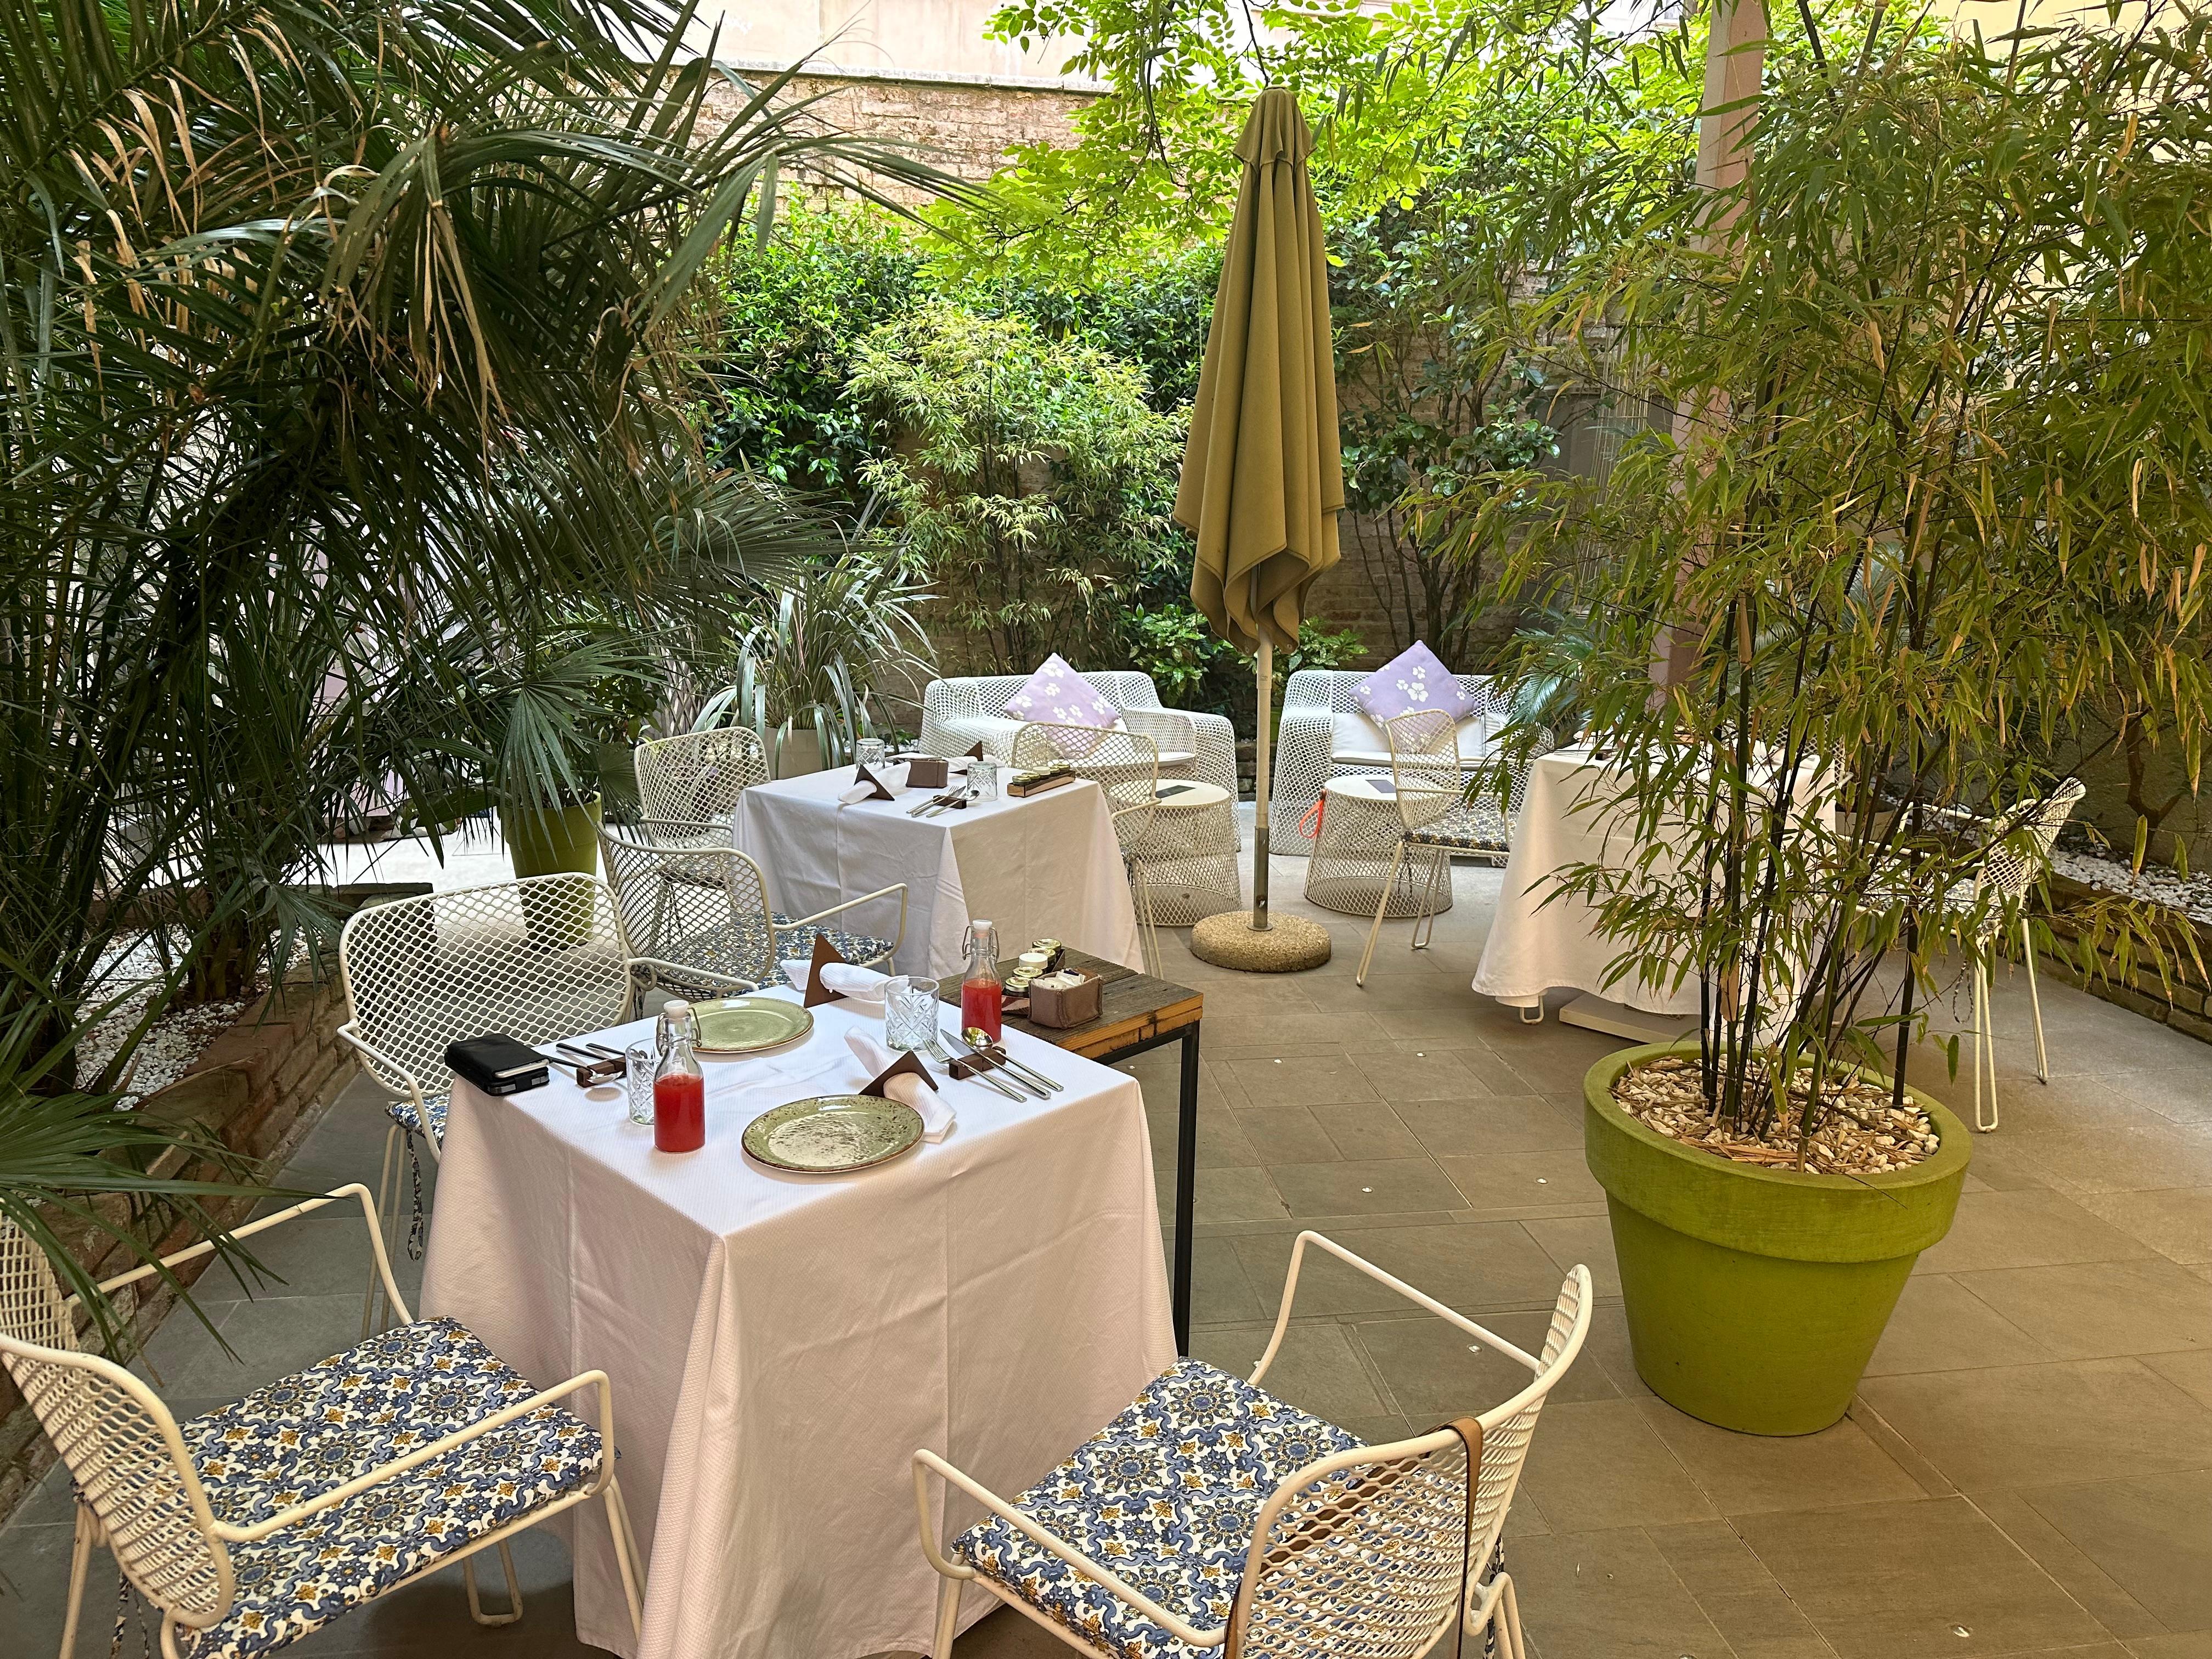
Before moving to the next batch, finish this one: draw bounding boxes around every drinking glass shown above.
[855,737,888,770]
[624,1042,656,1126]
[883,975,941,1052]
[968,755,1000,801]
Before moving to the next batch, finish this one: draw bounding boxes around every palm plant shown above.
[2,0,958,1325]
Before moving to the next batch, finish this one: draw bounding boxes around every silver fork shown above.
[924,1037,1022,1099]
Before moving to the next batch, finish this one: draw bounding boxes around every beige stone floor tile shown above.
[1220,1051,1378,1107]
[1857,1357,2212,1492]
[1519,1398,1719,1530]
[2104,1069,2212,1129]
[1437,1148,1607,1213]
[1186,1233,1263,1325]
[1307,1102,1430,1160]
[1187,1318,1390,1425]
[1866,1274,2060,1375]
[1583,1297,1657,1398]
[2143,1347,2212,1409]
[1233,1221,1575,1318]
[2006,1127,2212,1197]
[1263,1155,1468,1218]
[2018,1471,2212,1635]
[1198,1008,1386,1057]
[2076,1187,2212,1265]
[1181,1163,1290,1224]
[1523,1213,1623,1298]
[2127,1635,2212,1658]
[1506,1525,1734,1659]
[1350,1307,1621,1420]
[1146,1093,1262,1169]
[1970,1489,2166,1642]
[1733,1494,2112,1659]
[1397,1095,1587,1156]
[1229,1104,1339,1163]
[1635,1396,1926,1515]
[1916,1189,2163,1274]
[1348,1045,1496,1102]
[1951,1258,2212,1358]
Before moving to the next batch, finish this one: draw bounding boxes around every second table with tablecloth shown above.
[734,768,1143,978]
[419,987,1175,1659]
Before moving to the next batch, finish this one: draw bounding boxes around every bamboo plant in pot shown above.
[1460,13,2212,1434]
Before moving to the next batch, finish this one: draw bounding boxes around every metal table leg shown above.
[1173,1023,1199,1354]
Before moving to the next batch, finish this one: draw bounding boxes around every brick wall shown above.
[0,883,429,1524]
[704,66,1100,201]
[2039,874,2212,1047]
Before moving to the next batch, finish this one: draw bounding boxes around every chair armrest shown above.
[935,714,1026,761]
[83,1184,414,1329]
[1120,708,1194,750]
[627,957,757,997]
[213,1367,622,1544]
[337,1023,422,1104]
[1250,1231,1543,1387]
[781,883,908,957]
[911,1450,1224,1649]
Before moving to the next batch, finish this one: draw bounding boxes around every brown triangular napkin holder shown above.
[802,934,852,1008]
[860,1049,933,1101]
[851,761,901,800]
[964,741,985,759]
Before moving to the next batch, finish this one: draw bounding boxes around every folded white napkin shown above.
[844,1030,953,1142]
[780,960,890,1005]
[836,781,876,805]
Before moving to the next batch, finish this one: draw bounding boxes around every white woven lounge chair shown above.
[919,673,1238,802]
[915,1232,1592,1659]
[1273,668,1523,856]
[0,1184,645,1659]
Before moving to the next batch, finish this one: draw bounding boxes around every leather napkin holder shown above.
[851,761,902,800]
[859,1049,932,1101]
[802,934,853,1008]
[897,753,949,790]
[964,741,985,759]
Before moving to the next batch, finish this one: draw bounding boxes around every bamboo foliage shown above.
[1468,5,2212,1141]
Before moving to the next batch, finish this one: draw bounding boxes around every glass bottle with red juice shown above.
[653,1000,706,1153]
[960,920,1003,1042]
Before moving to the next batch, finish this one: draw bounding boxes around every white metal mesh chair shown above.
[0,1185,645,1659]
[1349,712,1513,987]
[599,817,906,992]
[336,874,752,1306]
[634,727,770,822]
[1943,777,2087,1131]
[1274,669,1527,856]
[920,674,1239,802]
[916,1232,1592,1659]
[1012,724,1170,973]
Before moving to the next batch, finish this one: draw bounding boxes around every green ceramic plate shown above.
[741,1095,924,1173]
[692,996,814,1056]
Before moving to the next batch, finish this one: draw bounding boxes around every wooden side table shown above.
[946,950,1204,1352]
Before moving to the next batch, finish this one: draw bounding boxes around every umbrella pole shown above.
[1252,637,1272,930]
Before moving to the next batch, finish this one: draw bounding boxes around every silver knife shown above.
[926,1036,1023,1099]
[945,1028,1047,1097]
[964,1028,1063,1092]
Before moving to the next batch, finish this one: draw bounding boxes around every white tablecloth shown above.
[1473,746,1833,1015]
[420,989,1175,1659]
[735,769,1143,978]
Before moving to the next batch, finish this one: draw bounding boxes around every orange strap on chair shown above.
[1298,797,1326,840]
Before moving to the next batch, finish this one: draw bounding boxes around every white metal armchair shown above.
[634,727,770,822]
[1352,711,1514,986]
[1274,669,1523,856]
[919,673,1239,802]
[915,1232,1592,1659]
[336,874,753,1301]
[0,1184,645,1659]
[599,817,906,991]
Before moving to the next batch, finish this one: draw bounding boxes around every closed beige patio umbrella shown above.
[1177,86,1341,970]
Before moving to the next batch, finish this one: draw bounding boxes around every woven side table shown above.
[1137,779,1242,926]
[1304,776,1448,919]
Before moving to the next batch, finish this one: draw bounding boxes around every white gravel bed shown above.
[2052,847,2212,928]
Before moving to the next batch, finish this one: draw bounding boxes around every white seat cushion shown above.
[1334,712,1490,769]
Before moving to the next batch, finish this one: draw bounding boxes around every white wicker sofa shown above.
[918,672,1239,800]
[1272,668,1522,855]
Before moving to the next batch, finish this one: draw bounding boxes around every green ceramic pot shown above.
[1583,1041,1970,1436]
[504,795,603,878]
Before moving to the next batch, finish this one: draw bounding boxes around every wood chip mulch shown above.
[1612,1055,1939,1176]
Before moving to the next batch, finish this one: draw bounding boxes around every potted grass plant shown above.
[1460,10,2212,1432]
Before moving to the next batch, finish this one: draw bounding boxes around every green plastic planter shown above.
[1584,1042,1970,1436]
[504,796,603,879]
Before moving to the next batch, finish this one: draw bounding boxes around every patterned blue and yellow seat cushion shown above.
[1406,799,1509,854]
[952,1359,1360,1658]
[176,1317,602,1659]
[385,1091,448,1142]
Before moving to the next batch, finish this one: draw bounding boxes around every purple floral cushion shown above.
[1004,655,1124,757]
[1352,642,1476,725]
